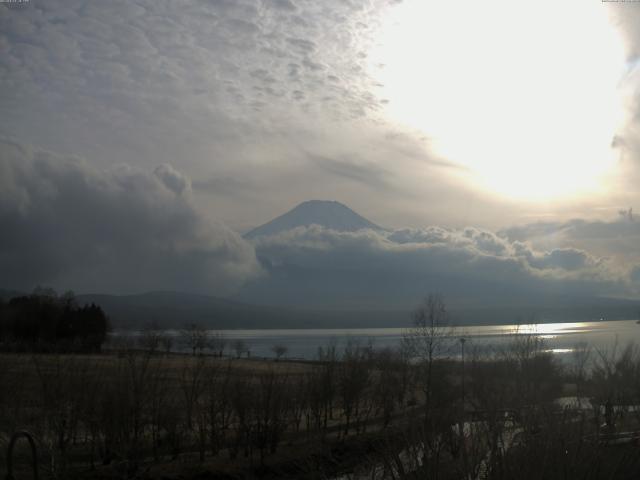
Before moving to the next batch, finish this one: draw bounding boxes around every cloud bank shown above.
[238,224,636,309]
[1,137,638,310]
[0,138,261,294]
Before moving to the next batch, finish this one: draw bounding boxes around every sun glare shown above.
[369,0,626,201]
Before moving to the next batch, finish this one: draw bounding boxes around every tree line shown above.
[0,288,109,352]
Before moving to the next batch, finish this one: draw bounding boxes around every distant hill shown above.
[245,200,382,239]
[3,289,640,329]
[76,291,640,330]
[0,289,23,301]
[75,291,411,330]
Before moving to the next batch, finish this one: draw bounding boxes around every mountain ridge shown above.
[3,289,640,329]
[245,200,383,239]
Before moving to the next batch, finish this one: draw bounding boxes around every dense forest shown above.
[0,288,109,352]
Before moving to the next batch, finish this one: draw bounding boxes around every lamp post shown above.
[459,337,467,479]
[460,337,466,415]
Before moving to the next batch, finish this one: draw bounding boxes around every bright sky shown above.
[370,0,627,201]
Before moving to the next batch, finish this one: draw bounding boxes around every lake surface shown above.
[116,319,640,361]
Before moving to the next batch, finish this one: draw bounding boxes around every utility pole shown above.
[459,337,468,479]
[460,337,466,415]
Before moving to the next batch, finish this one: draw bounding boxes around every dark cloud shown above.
[264,0,297,12]
[154,164,191,195]
[286,37,316,53]
[501,217,640,261]
[0,139,261,294]
[309,154,390,188]
[237,224,631,309]
[191,175,262,202]
[500,222,573,243]
[301,57,324,71]
[527,248,597,272]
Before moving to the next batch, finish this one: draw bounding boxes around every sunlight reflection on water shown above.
[114,319,640,361]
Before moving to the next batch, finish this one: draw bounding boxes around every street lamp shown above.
[460,337,466,415]
[459,337,468,479]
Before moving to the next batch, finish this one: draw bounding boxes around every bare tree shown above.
[32,354,92,476]
[181,323,209,356]
[147,356,170,462]
[320,342,338,427]
[251,369,291,464]
[271,344,288,361]
[203,361,234,456]
[403,294,454,422]
[138,321,162,354]
[207,332,227,357]
[180,355,208,461]
[399,294,458,475]
[373,348,402,428]
[570,341,591,399]
[159,333,174,355]
[501,326,560,408]
[339,339,372,437]
[233,339,247,359]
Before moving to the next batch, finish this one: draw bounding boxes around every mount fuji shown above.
[244,200,383,239]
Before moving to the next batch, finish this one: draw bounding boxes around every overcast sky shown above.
[2,0,640,302]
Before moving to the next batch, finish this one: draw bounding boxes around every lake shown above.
[116,319,640,361]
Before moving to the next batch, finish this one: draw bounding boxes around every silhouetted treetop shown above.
[0,288,109,352]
